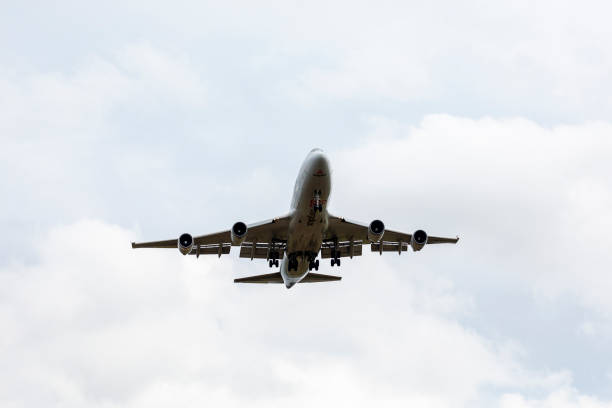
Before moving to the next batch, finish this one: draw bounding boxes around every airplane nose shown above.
[310,151,330,173]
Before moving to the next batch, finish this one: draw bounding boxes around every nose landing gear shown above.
[287,254,299,272]
[312,190,323,213]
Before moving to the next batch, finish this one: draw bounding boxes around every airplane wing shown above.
[324,215,459,256]
[131,216,291,257]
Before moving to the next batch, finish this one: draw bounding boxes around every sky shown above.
[1,1,612,406]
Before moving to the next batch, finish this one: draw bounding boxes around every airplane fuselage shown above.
[131,148,459,287]
[281,149,331,287]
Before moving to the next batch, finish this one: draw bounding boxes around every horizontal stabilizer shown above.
[234,272,284,284]
[300,273,341,283]
[234,272,342,284]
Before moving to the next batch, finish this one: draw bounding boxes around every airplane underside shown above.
[130,148,459,289]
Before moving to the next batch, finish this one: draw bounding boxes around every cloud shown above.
[0,219,591,407]
[0,43,205,136]
[0,43,207,263]
[500,388,612,408]
[4,1,611,121]
[330,115,612,320]
[2,2,612,405]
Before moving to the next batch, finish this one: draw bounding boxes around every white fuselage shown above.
[280,149,331,288]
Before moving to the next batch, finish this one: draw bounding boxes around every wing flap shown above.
[371,242,409,253]
[187,244,232,256]
[320,242,363,259]
[239,243,286,260]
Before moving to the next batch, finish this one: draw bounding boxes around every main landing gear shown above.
[308,259,319,271]
[268,249,280,268]
[286,252,320,272]
[330,249,341,267]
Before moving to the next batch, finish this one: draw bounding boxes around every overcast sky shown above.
[2,1,612,407]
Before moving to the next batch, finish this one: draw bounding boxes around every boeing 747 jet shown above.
[132,149,459,288]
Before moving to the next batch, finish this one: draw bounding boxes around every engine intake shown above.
[368,220,385,242]
[231,221,248,245]
[410,229,428,251]
[178,233,194,255]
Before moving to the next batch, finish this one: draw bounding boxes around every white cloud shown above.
[2,1,612,405]
[0,219,587,407]
[0,43,208,261]
[331,115,612,318]
[500,388,612,408]
[0,43,205,137]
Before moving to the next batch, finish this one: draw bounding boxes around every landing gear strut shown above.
[313,190,323,213]
[288,254,298,272]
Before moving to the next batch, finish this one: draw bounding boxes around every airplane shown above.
[132,148,459,288]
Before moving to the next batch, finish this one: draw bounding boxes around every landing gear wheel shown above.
[337,258,341,267]
[331,259,335,267]
[315,259,319,271]
[274,259,279,267]
[269,260,273,268]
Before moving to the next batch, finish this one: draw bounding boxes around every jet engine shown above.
[410,229,428,251]
[368,220,385,242]
[231,221,248,245]
[178,233,194,255]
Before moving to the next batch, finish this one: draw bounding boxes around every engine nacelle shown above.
[178,233,194,255]
[368,220,385,242]
[231,221,248,245]
[410,230,428,251]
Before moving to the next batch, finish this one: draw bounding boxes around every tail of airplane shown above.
[234,272,341,284]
